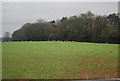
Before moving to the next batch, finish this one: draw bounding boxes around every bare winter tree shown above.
[36,19,47,23]
[3,32,10,42]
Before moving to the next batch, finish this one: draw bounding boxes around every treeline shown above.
[12,11,120,43]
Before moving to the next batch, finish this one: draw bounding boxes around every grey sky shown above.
[0,2,2,38]
[2,2,118,37]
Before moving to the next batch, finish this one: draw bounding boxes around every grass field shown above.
[2,41,118,79]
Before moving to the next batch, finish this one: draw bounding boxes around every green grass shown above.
[2,41,118,79]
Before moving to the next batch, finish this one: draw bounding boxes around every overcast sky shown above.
[1,2,118,37]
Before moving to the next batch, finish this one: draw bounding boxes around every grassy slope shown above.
[2,41,118,79]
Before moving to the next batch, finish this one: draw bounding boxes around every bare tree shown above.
[3,32,10,42]
[36,19,47,23]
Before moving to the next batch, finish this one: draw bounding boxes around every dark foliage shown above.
[12,11,120,44]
